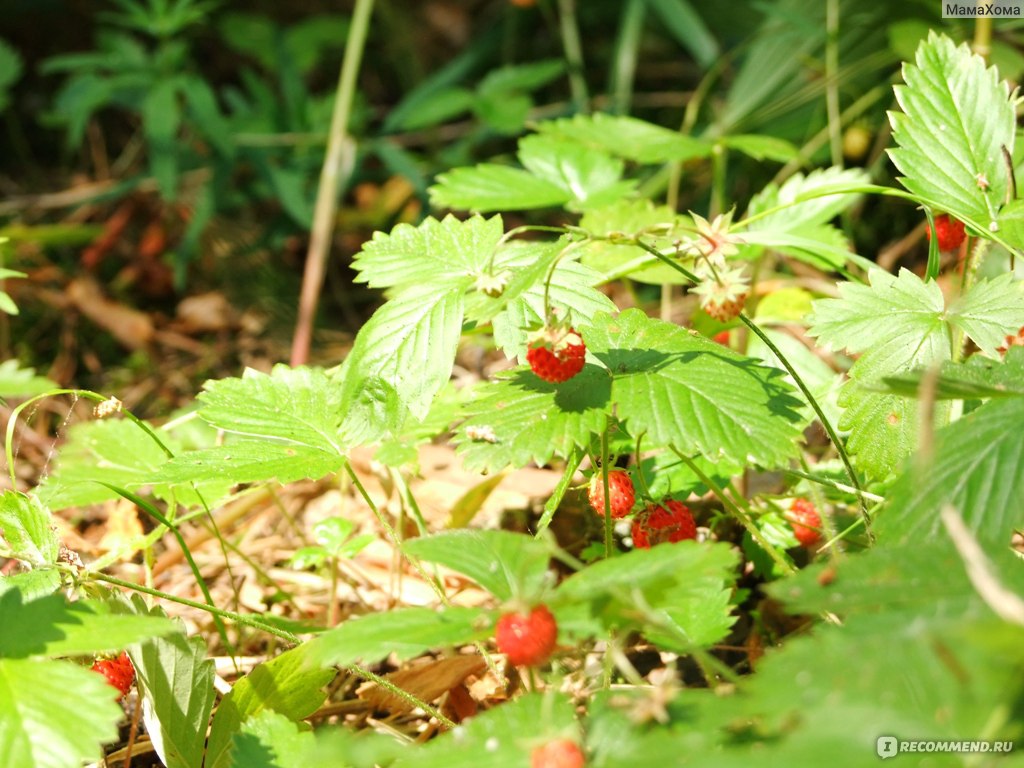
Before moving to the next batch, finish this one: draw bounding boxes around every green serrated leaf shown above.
[555,541,738,650]
[392,692,579,768]
[583,309,806,468]
[490,258,617,358]
[36,419,229,511]
[453,366,611,474]
[535,112,711,164]
[0,569,61,601]
[888,32,1015,229]
[0,591,175,658]
[947,273,1024,356]
[403,530,554,601]
[197,365,345,452]
[339,287,465,420]
[808,269,953,480]
[517,134,636,211]
[153,441,345,486]
[0,491,59,567]
[131,626,216,768]
[351,214,503,292]
[428,165,569,212]
[720,133,800,162]
[877,396,1024,550]
[206,644,334,768]
[0,658,123,768]
[882,349,1024,399]
[746,167,870,230]
[308,606,490,668]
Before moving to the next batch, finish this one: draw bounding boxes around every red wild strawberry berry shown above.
[926,214,966,252]
[90,651,135,699]
[631,500,697,549]
[495,604,558,667]
[785,498,822,548]
[587,470,635,519]
[526,326,586,383]
[531,738,586,768]
[997,326,1024,355]
[712,330,731,346]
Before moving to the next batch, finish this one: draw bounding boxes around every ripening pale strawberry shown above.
[926,214,966,252]
[631,500,697,548]
[495,604,558,667]
[693,265,750,323]
[784,498,821,548]
[531,738,586,768]
[997,326,1024,355]
[525,325,586,383]
[587,470,635,519]
[90,651,134,699]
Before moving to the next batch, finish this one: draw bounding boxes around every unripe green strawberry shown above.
[495,604,558,667]
[926,214,966,251]
[631,500,697,548]
[785,497,821,548]
[587,470,635,519]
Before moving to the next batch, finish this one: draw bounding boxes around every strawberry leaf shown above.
[339,287,465,422]
[947,273,1024,357]
[36,419,229,511]
[808,269,954,481]
[309,606,489,668]
[583,309,806,468]
[877,396,1024,550]
[130,621,216,768]
[0,491,58,567]
[351,214,503,292]
[534,112,711,164]
[453,366,611,473]
[554,541,738,650]
[0,591,175,658]
[745,166,870,230]
[882,350,1024,399]
[428,165,569,212]
[888,31,1015,229]
[0,658,123,768]
[206,644,334,768]
[230,710,316,768]
[403,530,554,602]
[517,134,637,211]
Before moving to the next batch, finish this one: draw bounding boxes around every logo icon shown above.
[877,736,898,759]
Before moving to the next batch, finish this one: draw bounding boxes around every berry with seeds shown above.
[926,214,966,252]
[531,738,586,768]
[631,500,697,549]
[90,651,134,699]
[693,265,750,323]
[587,470,635,519]
[495,604,558,667]
[785,498,822,548]
[526,326,586,383]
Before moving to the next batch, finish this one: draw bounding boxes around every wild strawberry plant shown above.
[1,31,1023,768]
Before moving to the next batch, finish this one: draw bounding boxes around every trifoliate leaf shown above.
[888,32,1015,230]
[808,269,953,480]
[517,134,637,211]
